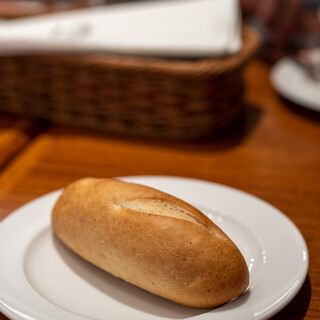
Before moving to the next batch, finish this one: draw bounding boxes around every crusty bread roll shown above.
[51,178,249,308]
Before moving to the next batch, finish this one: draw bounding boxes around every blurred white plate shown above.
[271,57,320,111]
[0,176,309,320]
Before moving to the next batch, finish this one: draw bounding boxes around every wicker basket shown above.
[0,27,259,139]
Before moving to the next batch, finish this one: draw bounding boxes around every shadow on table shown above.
[181,102,263,151]
[270,275,311,320]
[0,101,263,154]
[39,102,263,153]
[179,102,263,152]
[280,96,320,123]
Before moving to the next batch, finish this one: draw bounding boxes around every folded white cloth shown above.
[0,0,241,57]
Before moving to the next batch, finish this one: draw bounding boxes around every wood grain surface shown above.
[0,114,44,170]
[0,59,319,319]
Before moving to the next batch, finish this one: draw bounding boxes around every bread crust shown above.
[51,177,249,308]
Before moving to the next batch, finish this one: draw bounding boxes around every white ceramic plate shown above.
[270,57,320,111]
[0,176,308,320]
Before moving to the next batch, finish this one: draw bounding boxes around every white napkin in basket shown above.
[0,0,241,57]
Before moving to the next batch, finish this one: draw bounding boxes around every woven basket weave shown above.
[0,26,259,139]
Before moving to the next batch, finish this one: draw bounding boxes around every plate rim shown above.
[270,56,320,112]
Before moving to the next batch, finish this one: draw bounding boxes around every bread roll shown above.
[51,178,249,308]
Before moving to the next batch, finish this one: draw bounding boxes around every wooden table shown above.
[0,59,319,319]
